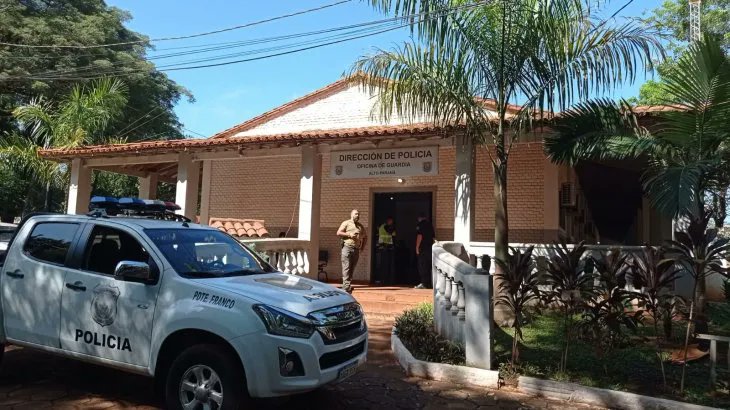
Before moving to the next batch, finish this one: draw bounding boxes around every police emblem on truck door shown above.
[91,284,120,327]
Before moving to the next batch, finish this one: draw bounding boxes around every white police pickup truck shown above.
[0,213,367,409]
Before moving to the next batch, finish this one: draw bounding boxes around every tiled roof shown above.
[38,123,457,160]
[209,217,269,238]
[632,105,685,114]
[209,74,523,140]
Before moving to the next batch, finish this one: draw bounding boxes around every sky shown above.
[106,0,665,138]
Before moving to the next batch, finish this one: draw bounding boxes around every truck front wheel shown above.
[164,344,248,410]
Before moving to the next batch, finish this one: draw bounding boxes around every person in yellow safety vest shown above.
[376,216,396,285]
[378,216,396,246]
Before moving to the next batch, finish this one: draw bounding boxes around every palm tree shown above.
[1,78,128,211]
[545,35,730,316]
[350,0,660,323]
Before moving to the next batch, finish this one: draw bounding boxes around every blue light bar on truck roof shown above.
[87,196,189,222]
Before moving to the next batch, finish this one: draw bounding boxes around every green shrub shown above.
[394,302,465,365]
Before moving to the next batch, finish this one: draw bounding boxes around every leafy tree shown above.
[351,0,660,323]
[1,78,128,210]
[0,0,192,140]
[547,35,730,221]
[546,35,730,324]
[0,0,194,214]
[634,0,729,105]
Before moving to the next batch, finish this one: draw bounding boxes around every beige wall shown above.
[208,142,554,282]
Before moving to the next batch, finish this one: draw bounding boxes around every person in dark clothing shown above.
[414,213,435,289]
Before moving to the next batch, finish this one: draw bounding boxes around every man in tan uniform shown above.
[337,209,367,294]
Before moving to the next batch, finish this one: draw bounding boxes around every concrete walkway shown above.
[0,319,603,409]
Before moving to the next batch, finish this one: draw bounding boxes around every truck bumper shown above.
[230,329,368,398]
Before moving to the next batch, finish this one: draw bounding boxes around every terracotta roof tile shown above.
[209,74,524,140]
[632,105,685,114]
[209,217,270,238]
[39,123,457,160]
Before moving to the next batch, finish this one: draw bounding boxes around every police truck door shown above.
[60,224,161,367]
[2,221,82,347]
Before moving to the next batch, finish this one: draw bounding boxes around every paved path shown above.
[0,319,602,409]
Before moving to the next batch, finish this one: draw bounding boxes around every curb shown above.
[390,328,500,388]
[390,329,720,410]
[518,376,720,410]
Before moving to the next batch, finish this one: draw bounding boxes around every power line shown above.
[1,14,403,64]
[183,127,207,138]
[17,19,402,79]
[0,0,354,49]
[7,2,485,82]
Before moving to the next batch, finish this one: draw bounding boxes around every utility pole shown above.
[689,0,702,42]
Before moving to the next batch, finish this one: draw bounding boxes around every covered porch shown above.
[43,124,489,280]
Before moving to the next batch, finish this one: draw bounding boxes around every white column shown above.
[454,134,476,244]
[67,158,92,215]
[175,153,200,220]
[199,161,213,225]
[138,173,158,199]
[298,146,322,278]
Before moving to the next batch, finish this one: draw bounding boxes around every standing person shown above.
[376,216,396,285]
[414,213,435,289]
[337,209,367,294]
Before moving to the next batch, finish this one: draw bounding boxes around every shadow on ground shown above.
[0,319,599,409]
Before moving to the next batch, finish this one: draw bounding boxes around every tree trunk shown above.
[493,153,513,326]
[43,181,51,212]
[694,275,710,351]
[712,187,727,229]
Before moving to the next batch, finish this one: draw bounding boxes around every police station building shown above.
[41,76,675,289]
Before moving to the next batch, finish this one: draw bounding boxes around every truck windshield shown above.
[145,228,275,278]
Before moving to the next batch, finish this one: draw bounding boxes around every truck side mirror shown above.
[114,260,152,282]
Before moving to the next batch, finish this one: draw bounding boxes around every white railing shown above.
[432,242,493,370]
[240,238,311,275]
[466,241,649,294]
[467,242,646,271]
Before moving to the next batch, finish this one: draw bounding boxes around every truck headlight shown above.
[253,305,314,339]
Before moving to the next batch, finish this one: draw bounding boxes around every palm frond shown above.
[0,133,60,185]
[545,98,658,164]
[349,41,487,132]
[12,98,56,149]
[641,162,708,218]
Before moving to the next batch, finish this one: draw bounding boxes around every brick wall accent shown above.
[474,142,547,243]
[209,157,302,235]
[207,142,552,282]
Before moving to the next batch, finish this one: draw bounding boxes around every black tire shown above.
[164,344,248,410]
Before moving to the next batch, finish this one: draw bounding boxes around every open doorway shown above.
[371,191,433,285]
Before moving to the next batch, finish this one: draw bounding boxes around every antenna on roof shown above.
[689,0,702,43]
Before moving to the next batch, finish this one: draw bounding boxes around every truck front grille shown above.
[308,302,367,345]
[319,341,366,369]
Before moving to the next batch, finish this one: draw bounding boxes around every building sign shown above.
[330,147,439,179]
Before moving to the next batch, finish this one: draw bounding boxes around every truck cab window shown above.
[23,223,79,265]
[84,226,150,276]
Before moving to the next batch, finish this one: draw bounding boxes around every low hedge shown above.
[393,302,465,365]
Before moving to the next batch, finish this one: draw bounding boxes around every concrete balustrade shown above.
[240,238,311,276]
[432,242,494,370]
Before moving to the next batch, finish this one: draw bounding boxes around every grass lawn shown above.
[493,311,730,408]
[395,302,730,408]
